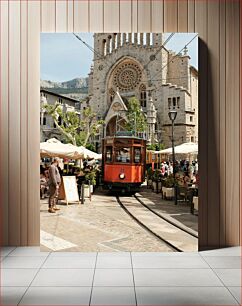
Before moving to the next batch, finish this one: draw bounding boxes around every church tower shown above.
[88,33,198,151]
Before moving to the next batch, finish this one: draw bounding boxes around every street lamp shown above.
[102,122,106,138]
[40,95,48,141]
[168,109,178,205]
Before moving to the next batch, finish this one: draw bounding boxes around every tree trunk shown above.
[53,118,76,146]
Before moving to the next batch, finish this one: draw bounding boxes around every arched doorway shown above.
[106,115,127,136]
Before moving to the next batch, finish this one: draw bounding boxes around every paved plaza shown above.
[40,187,198,252]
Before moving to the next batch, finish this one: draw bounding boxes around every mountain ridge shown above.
[40,77,88,89]
[40,77,89,101]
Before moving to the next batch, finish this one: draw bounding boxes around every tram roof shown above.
[103,135,146,141]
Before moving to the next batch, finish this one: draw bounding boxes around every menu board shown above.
[62,176,80,205]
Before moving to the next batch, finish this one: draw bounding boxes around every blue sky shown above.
[41,33,198,82]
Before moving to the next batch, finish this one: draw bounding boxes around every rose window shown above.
[113,62,142,91]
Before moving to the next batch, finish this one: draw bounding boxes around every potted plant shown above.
[152,169,162,193]
[85,169,97,195]
[163,174,176,199]
[146,167,153,188]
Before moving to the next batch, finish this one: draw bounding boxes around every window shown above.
[172,97,176,109]
[43,117,46,125]
[75,102,80,109]
[140,91,147,107]
[105,147,113,162]
[191,136,195,142]
[108,35,112,52]
[115,147,131,163]
[168,98,171,109]
[139,84,147,108]
[58,116,62,125]
[152,153,155,161]
[190,116,193,122]
[103,39,107,56]
[177,97,180,108]
[134,148,141,163]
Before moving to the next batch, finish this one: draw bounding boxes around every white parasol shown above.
[40,138,102,160]
[155,142,198,155]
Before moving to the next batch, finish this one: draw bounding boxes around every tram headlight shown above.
[119,173,125,179]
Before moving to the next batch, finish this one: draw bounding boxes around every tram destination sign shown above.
[116,131,134,137]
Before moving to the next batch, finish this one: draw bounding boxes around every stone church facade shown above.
[88,33,198,150]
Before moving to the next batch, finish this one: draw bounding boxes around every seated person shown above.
[40,173,48,199]
[175,171,185,187]
[183,171,191,187]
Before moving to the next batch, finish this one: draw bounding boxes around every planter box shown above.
[152,181,161,192]
[84,185,90,198]
[193,196,199,211]
[147,179,153,188]
[163,187,174,199]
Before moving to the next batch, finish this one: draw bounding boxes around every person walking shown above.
[48,158,61,213]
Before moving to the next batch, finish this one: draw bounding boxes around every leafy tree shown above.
[125,97,147,134]
[85,142,96,152]
[43,102,104,147]
[147,143,165,151]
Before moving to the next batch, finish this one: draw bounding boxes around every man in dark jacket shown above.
[48,158,61,213]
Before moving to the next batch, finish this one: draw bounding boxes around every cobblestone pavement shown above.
[40,187,197,252]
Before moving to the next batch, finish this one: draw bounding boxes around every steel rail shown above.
[134,194,198,239]
[116,196,183,252]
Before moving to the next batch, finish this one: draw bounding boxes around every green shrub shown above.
[153,169,162,182]
[146,167,154,180]
[163,174,176,188]
[85,170,96,185]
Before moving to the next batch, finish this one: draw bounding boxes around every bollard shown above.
[81,182,85,204]
[175,185,178,205]
[88,180,91,202]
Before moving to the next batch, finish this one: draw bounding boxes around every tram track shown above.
[134,194,198,239]
[116,196,182,252]
[116,195,198,252]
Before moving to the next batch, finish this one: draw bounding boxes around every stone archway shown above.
[106,115,127,136]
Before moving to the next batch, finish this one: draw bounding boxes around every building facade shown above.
[40,89,81,142]
[88,33,198,149]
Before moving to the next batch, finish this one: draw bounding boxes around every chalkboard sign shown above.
[62,176,80,205]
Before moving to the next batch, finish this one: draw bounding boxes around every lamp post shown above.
[102,122,106,138]
[40,95,48,141]
[155,129,162,169]
[168,109,177,205]
[147,93,156,145]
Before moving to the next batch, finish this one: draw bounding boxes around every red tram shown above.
[102,135,146,193]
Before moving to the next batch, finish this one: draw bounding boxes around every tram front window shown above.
[105,147,113,162]
[134,148,141,163]
[115,147,130,163]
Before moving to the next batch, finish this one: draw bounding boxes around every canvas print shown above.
[40,33,198,252]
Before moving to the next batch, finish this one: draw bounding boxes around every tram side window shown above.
[134,148,141,163]
[105,147,113,162]
[115,147,130,163]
